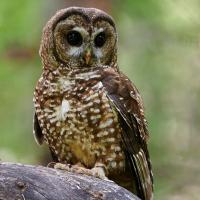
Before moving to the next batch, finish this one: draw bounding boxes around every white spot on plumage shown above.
[93,109,100,113]
[94,99,101,104]
[59,77,74,91]
[90,115,101,120]
[106,157,114,161]
[83,102,93,108]
[111,145,121,152]
[102,103,110,108]
[90,108,94,112]
[56,121,61,127]
[111,161,117,168]
[84,93,99,102]
[85,96,91,101]
[37,115,43,120]
[49,99,70,122]
[106,138,115,142]
[90,74,101,79]
[47,123,50,129]
[99,118,113,129]
[109,128,115,133]
[115,146,121,151]
[97,131,109,137]
[50,127,55,133]
[75,70,100,80]
[60,99,70,120]
[44,108,52,113]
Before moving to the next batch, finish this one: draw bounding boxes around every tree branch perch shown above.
[0,162,140,200]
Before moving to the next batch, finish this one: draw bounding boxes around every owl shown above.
[33,7,153,200]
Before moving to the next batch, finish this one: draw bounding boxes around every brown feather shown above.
[100,67,153,200]
[33,112,44,145]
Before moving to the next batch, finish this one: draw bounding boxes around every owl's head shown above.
[40,7,117,70]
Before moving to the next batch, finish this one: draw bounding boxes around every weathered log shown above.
[0,162,140,200]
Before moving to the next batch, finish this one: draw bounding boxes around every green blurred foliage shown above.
[0,0,44,163]
[0,1,200,199]
[114,1,200,199]
[0,0,41,50]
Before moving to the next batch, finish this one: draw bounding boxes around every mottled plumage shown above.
[33,7,153,200]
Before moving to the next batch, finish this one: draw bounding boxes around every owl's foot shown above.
[53,162,109,180]
[90,165,108,180]
[90,163,109,180]
[47,161,57,168]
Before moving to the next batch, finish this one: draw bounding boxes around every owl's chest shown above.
[43,81,117,138]
[38,78,124,166]
[43,79,112,126]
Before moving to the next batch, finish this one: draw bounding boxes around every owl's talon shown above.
[52,163,109,180]
[54,163,72,171]
[47,162,56,168]
[91,166,108,180]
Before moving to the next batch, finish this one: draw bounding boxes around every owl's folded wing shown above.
[101,68,153,200]
[33,112,44,145]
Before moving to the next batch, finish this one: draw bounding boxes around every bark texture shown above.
[0,162,140,200]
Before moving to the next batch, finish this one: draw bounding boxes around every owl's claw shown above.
[47,162,57,168]
[53,163,72,170]
[52,162,109,180]
[91,166,108,180]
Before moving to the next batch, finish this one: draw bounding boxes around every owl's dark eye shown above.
[67,31,82,46]
[94,32,106,47]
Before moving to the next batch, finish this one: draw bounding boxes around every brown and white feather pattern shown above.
[34,68,126,172]
[34,7,153,200]
[100,67,153,200]
[34,66,153,199]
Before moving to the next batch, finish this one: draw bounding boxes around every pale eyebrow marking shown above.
[72,27,88,36]
[92,28,104,38]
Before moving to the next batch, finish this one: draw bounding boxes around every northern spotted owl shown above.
[33,7,153,200]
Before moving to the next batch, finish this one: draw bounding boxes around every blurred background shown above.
[0,0,200,199]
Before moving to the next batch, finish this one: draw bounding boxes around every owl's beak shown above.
[84,48,92,65]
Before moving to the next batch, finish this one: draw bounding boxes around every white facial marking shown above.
[92,28,105,59]
[94,48,103,59]
[93,28,104,37]
[73,27,88,36]
[68,27,88,57]
[69,47,83,57]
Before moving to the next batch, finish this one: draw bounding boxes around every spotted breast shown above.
[35,7,153,199]
[34,67,125,174]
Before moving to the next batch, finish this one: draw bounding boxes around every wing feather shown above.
[33,112,44,145]
[101,68,153,200]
